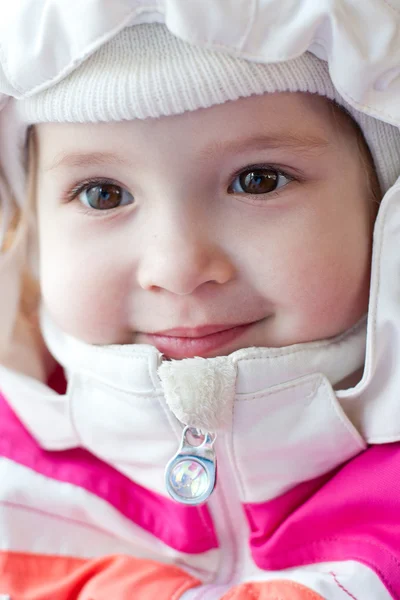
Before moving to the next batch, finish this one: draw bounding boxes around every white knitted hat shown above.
[12,22,400,198]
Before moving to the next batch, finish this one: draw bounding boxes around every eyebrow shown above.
[44,133,330,172]
[196,133,331,162]
[44,151,132,172]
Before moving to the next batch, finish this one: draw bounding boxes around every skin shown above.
[35,92,374,357]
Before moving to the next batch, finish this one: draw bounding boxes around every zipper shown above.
[158,355,246,598]
[179,431,250,600]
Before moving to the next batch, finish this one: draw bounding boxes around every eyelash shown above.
[62,177,128,217]
[63,177,113,201]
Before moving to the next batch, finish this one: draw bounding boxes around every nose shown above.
[137,222,235,295]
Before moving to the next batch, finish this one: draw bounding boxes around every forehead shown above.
[36,92,346,168]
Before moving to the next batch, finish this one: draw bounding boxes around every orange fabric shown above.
[221,580,325,600]
[0,551,200,599]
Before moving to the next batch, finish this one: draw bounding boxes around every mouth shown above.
[139,321,260,359]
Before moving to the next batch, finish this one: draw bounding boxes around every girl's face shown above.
[36,92,374,359]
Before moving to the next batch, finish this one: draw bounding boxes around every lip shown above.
[151,323,248,337]
[140,321,259,359]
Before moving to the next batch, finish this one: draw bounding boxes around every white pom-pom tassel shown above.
[157,356,237,432]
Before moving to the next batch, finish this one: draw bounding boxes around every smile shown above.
[140,321,259,359]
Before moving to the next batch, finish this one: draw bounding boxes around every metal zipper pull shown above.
[165,426,217,505]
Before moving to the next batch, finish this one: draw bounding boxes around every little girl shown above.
[1,3,400,599]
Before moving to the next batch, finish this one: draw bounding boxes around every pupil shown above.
[240,169,278,194]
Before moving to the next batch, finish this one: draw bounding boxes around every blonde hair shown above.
[0,129,40,357]
[328,100,381,213]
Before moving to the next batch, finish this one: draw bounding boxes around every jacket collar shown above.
[0,307,366,443]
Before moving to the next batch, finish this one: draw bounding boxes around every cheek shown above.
[282,243,370,333]
[38,216,132,344]
[242,193,372,342]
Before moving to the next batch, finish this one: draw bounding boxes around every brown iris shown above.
[86,184,123,210]
[238,168,279,194]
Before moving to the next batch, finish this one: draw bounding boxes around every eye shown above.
[78,182,134,210]
[229,167,291,195]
